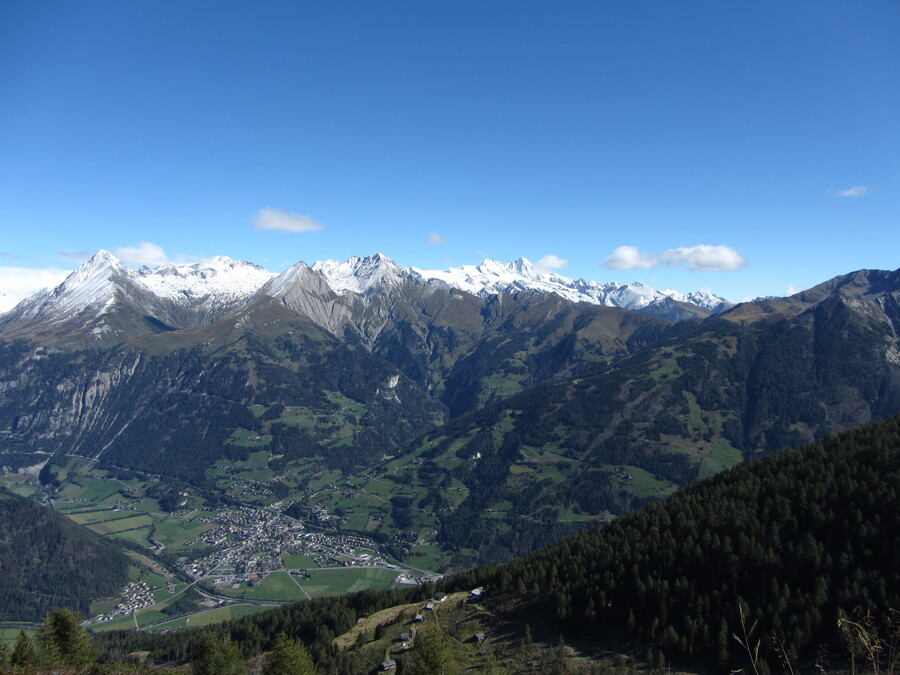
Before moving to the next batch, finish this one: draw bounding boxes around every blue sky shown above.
[1,1,898,303]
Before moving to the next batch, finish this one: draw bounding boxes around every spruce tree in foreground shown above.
[37,607,96,668]
[191,631,246,675]
[404,623,457,675]
[262,632,317,675]
[10,629,38,669]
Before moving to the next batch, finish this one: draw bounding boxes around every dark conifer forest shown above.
[0,487,130,622]
[450,412,900,669]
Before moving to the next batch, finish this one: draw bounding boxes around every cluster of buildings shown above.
[170,505,403,580]
[283,530,392,568]
[93,580,158,622]
[177,507,295,578]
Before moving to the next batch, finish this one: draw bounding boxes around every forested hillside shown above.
[450,412,900,669]
[0,487,130,622]
[64,413,900,673]
[421,276,900,565]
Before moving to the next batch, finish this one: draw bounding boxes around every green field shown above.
[65,508,122,524]
[87,514,154,535]
[91,615,137,632]
[57,478,122,503]
[6,483,39,498]
[698,438,743,478]
[147,604,272,631]
[135,610,170,627]
[111,527,153,546]
[0,627,35,645]
[301,567,399,597]
[215,571,306,602]
[281,554,319,569]
[237,468,275,481]
[404,544,450,571]
[153,516,216,548]
[234,451,270,470]
[617,465,678,499]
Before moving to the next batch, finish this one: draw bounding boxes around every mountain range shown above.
[0,251,898,571]
[0,251,732,339]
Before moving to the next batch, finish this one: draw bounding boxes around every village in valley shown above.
[0,448,446,633]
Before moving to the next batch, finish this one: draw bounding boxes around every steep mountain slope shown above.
[262,256,669,414]
[0,486,131,622]
[449,411,900,670]
[0,319,445,482]
[0,251,274,347]
[0,254,673,486]
[408,267,900,564]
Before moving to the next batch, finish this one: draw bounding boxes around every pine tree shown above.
[404,623,457,675]
[192,631,246,675]
[10,630,38,668]
[262,632,316,675]
[522,623,533,646]
[37,607,96,668]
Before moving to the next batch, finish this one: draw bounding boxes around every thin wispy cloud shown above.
[834,185,869,197]
[114,242,170,266]
[1,252,33,260]
[59,250,92,263]
[253,207,324,232]
[535,254,568,272]
[427,232,447,244]
[602,245,747,271]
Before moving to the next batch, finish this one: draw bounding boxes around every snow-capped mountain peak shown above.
[2,253,278,341]
[312,253,405,295]
[1,250,735,341]
[413,257,733,316]
[34,250,128,317]
[134,256,274,303]
[264,261,319,299]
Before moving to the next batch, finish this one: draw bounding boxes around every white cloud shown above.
[660,245,747,271]
[535,254,568,271]
[113,242,170,266]
[835,185,868,197]
[0,266,71,311]
[786,283,803,296]
[602,244,746,271]
[427,232,447,244]
[602,246,660,270]
[253,207,324,232]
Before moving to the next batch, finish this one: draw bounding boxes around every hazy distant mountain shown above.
[413,256,732,315]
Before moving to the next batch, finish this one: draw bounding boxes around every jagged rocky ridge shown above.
[0,251,731,346]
